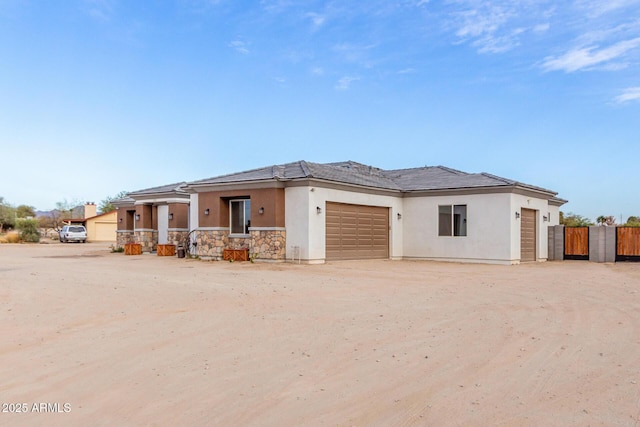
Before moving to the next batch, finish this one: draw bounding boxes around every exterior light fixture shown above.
[119,218,122,223]
[543,215,548,222]
[169,213,174,220]
[397,213,402,220]
[515,212,520,219]
[204,208,210,215]
[135,214,140,221]
[258,207,264,215]
[316,206,322,214]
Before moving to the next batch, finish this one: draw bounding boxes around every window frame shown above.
[229,198,251,235]
[438,204,467,237]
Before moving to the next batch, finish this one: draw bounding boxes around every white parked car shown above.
[59,225,87,243]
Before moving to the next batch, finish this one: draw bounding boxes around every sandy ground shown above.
[0,242,639,427]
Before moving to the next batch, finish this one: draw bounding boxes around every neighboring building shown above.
[64,202,117,242]
[113,183,190,252]
[116,161,566,264]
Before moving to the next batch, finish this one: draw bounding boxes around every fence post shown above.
[548,225,564,261]
[555,225,565,260]
[605,226,616,262]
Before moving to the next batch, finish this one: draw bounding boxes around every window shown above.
[438,204,467,236]
[230,199,251,234]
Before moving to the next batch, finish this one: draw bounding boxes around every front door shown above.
[157,205,168,245]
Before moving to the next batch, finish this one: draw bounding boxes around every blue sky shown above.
[1,0,639,222]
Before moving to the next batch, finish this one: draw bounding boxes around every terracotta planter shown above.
[124,243,142,255]
[157,244,176,257]
[223,248,249,262]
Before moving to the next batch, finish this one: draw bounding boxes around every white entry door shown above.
[157,205,169,245]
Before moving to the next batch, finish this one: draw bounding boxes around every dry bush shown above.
[3,231,21,243]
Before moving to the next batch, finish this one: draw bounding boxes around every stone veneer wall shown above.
[249,229,286,261]
[167,230,189,247]
[193,228,286,261]
[116,231,135,248]
[135,230,158,253]
[194,229,229,260]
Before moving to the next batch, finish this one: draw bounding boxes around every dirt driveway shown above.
[1,243,639,426]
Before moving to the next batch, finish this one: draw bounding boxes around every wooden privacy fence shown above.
[564,227,589,260]
[617,227,640,261]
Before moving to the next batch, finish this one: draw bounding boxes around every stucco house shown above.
[64,202,117,242]
[176,160,566,265]
[114,183,190,252]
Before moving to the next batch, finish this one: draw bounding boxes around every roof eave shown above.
[184,178,285,192]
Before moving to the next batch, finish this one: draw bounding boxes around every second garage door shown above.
[325,202,389,261]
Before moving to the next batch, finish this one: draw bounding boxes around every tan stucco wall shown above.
[198,188,285,228]
[86,211,117,242]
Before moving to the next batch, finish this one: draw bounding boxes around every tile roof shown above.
[186,160,558,195]
[127,182,189,196]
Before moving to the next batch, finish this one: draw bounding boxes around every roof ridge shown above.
[128,181,187,194]
[436,166,469,175]
[299,160,313,178]
[272,164,286,179]
[479,172,515,185]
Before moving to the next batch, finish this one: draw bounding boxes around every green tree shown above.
[16,218,40,242]
[560,212,594,227]
[0,197,17,232]
[625,216,640,227]
[99,191,129,213]
[16,204,36,218]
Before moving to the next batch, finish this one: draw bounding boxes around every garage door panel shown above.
[520,209,536,262]
[326,202,389,261]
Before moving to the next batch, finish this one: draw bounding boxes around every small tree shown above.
[16,218,40,242]
[560,212,594,227]
[43,199,80,232]
[625,216,640,227]
[99,191,129,213]
[0,197,16,232]
[16,204,36,218]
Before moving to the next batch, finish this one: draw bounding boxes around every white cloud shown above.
[615,86,640,103]
[311,67,324,76]
[260,0,293,13]
[306,12,326,31]
[228,40,250,55]
[397,67,417,74]
[84,0,114,21]
[542,37,640,72]
[332,42,378,67]
[533,23,550,33]
[335,76,360,90]
[575,0,640,17]
[446,1,549,54]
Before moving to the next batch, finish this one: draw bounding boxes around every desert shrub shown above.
[110,245,124,253]
[16,218,40,243]
[3,231,20,243]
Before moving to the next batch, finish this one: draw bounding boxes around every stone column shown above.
[194,228,229,260]
[249,228,286,262]
[116,230,135,248]
[134,229,157,253]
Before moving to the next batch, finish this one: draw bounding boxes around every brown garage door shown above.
[520,208,536,262]
[326,202,389,260]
